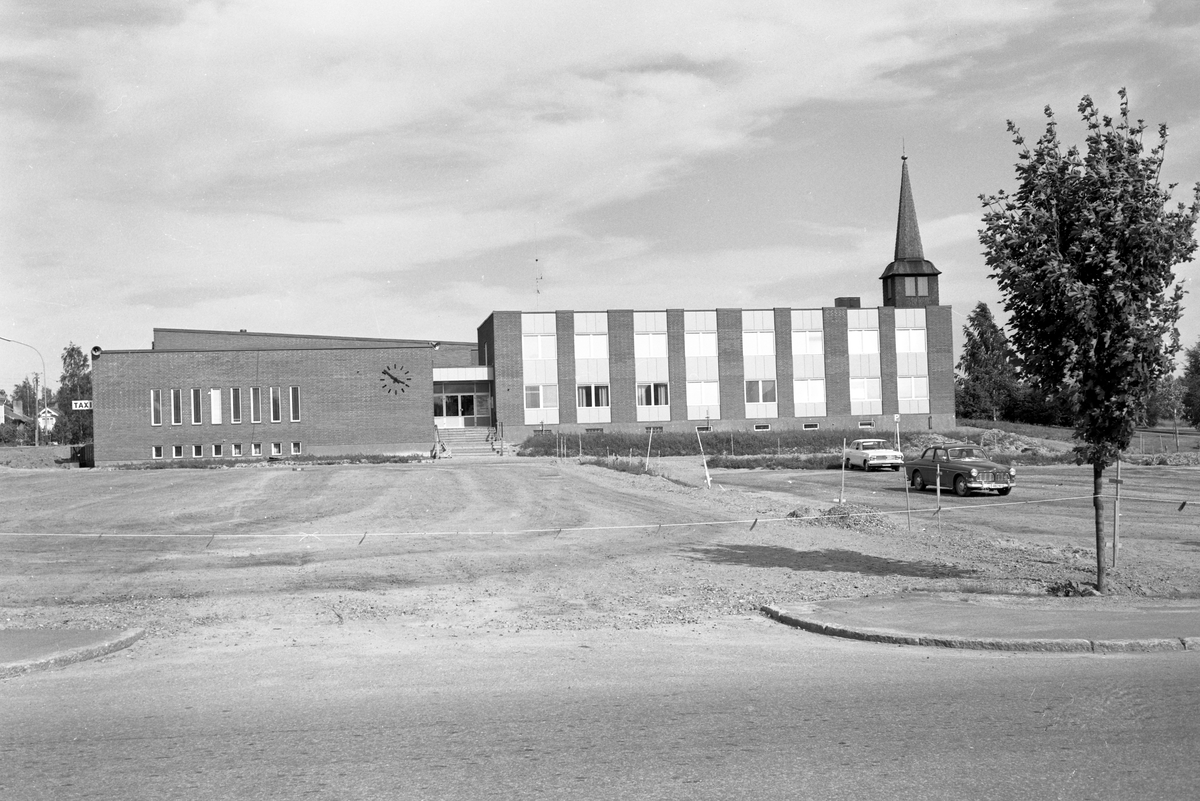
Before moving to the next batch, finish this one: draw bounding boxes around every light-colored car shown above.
[904,444,1015,496]
[842,438,904,471]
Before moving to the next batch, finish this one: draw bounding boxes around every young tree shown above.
[53,343,94,445]
[955,301,1019,420]
[980,90,1200,592]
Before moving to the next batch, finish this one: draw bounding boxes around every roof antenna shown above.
[533,220,542,310]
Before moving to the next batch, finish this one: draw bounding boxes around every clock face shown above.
[379,363,411,395]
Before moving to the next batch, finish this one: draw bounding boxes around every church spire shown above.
[894,156,924,261]
[880,156,940,308]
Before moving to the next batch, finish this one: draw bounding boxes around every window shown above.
[270,388,281,423]
[645,426,663,433]
[290,386,300,422]
[271,442,282,456]
[522,334,557,360]
[858,420,876,429]
[695,425,712,432]
[848,329,879,354]
[210,389,222,425]
[251,442,262,456]
[791,330,823,355]
[171,389,182,426]
[230,388,242,424]
[898,376,930,403]
[850,378,883,415]
[904,276,930,297]
[637,383,669,406]
[685,331,718,357]
[574,333,609,360]
[634,332,668,358]
[585,428,604,434]
[213,444,223,457]
[794,379,825,404]
[149,390,162,426]
[576,384,610,408]
[802,422,820,430]
[191,389,202,424]
[250,387,261,424]
[895,329,927,353]
[291,442,302,455]
[172,444,183,458]
[742,331,775,357]
[754,424,771,432]
[525,385,558,409]
[745,380,777,404]
[192,444,203,457]
[152,445,163,459]
[232,443,242,457]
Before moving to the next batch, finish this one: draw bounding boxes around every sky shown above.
[3,0,1200,396]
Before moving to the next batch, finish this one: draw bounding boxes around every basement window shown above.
[857,420,876,429]
[753,424,771,432]
[802,423,820,431]
[695,425,712,433]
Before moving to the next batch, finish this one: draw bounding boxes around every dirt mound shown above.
[0,446,74,469]
[787,502,897,534]
[906,429,1062,458]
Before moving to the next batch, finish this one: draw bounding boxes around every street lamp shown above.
[0,335,47,447]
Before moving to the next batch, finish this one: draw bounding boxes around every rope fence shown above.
[0,484,1194,541]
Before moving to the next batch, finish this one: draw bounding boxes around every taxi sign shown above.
[72,400,93,410]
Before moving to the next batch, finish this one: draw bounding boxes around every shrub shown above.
[520,428,912,459]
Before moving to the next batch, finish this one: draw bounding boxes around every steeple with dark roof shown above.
[880,156,940,308]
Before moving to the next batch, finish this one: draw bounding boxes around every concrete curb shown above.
[0,628,145,679]
[761,606,1194,654]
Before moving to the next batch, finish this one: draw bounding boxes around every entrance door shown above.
[434,381,493,428]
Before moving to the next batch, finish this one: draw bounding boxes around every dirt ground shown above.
[2,456,1199,649]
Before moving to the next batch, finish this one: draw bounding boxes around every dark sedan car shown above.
[904,444,1015,497]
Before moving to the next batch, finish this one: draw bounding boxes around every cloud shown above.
[8,1,1200,390]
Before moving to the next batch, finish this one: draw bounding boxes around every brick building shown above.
[91,158,955,464]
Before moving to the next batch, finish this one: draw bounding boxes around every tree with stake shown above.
[980,90,1200,593]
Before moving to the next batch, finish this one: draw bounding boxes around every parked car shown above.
[843,438,904,471]
[904,444,1015,497]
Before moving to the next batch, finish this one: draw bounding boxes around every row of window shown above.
[526,380,812,410]
[523,327,926,361]
[526,377,929,416]
[150,442,303,459]
[150,387,301,427]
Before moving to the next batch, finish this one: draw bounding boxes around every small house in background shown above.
[37,406,60,436]
[1,404,33,427]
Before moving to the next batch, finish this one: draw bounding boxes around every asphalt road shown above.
[4,620,1198,801]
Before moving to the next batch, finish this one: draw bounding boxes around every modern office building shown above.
[91,158,954,464]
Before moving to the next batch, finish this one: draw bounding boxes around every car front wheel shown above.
[911,471,925,491]
[953,475,970,497]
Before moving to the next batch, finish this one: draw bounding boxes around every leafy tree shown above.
[980,90,1200,592]
[955,302,1019,420]
[53,343,93,445]
[11,377,37,418]
[1182,341,1200,428]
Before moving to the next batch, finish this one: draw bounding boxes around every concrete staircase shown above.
[433,427,508,458]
